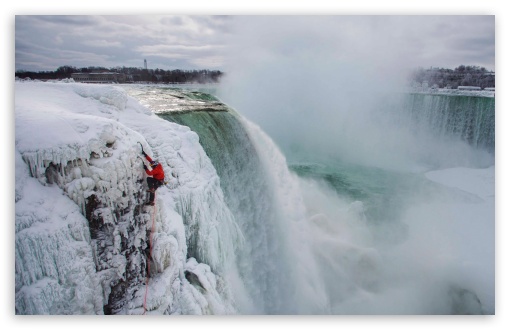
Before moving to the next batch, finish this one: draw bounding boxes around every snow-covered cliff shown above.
[15,81,242,314]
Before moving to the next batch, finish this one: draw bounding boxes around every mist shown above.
[215,16,494,314]
[217,16,494,170]
[241,117,494,314]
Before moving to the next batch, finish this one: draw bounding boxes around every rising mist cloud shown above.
[217,16,495,169]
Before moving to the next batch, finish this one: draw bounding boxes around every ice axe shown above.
[138,142,147,157]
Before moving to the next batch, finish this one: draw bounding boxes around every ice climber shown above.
[141,149,165,206]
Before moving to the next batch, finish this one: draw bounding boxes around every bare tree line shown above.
[409,65,495,89]
[15,65,224,84]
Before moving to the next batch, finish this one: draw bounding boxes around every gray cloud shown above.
[15,15,494,73]
[223,16,495,75]
[15,15,230,71]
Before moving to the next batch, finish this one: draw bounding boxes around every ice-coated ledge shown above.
[123,84,229,114]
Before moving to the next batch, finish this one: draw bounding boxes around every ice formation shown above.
[15,81,241,314]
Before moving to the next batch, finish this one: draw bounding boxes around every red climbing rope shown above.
[142,192,156,315]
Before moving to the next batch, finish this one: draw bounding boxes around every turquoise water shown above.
[289,160,421,223]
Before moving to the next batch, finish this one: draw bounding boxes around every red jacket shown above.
[144,154,165,181]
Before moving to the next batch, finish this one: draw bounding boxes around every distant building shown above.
[485,87,495,91]
[458,86,481,91]
[71,72,126,84]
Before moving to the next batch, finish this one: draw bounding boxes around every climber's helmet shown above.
[150,160,158,167]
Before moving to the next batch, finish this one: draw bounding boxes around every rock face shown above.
[15,82,240,314]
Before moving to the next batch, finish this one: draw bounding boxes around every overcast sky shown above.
[15,15,495,73]
[15,15,231,71]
